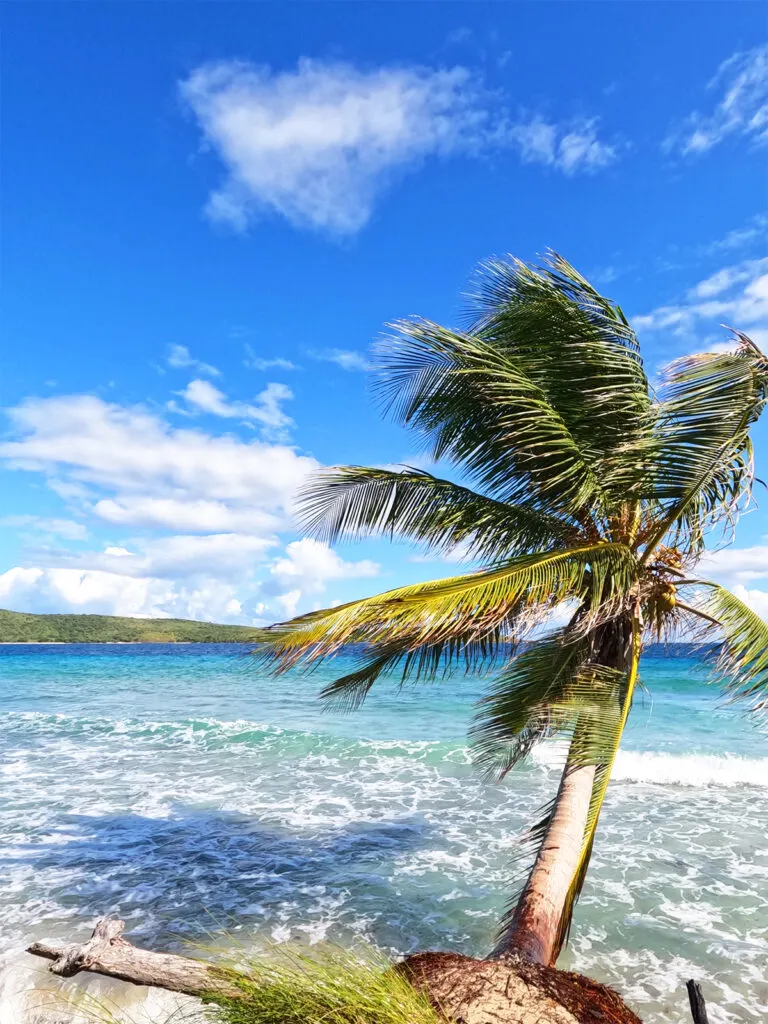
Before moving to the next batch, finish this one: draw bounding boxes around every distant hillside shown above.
[0,608,261,643]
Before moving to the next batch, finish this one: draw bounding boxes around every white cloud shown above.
[167,344,220,377]
[93,496,284,535]
[1,393,317,513]
[689,263,762,300]
[698,544,768,587]
[731,584,768,622]
[47,533,276,581]
[180,59,620,237]
[0,393,384,622]
[508,116,618,175]
[309,348,371,372]
[176,379,294,438]
[0,536,380,622]
[690,546,768,624]
[243,344,297,371]
[0,565,247,622]
[633,257,768,347]
[267,538,379,617]
[702,213,768,255]
[181,59,489,235]
[0,515,87,540]
[665,44,768,155]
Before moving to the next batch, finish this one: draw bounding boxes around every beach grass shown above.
[207,944,441,1024]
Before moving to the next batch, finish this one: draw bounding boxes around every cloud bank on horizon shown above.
[0,392,380,623]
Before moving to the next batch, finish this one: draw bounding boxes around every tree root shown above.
[400,951,643,1024]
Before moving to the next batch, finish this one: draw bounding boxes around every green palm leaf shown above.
[296,465,577,560]
[318,630,512,712]
[690,582,768,712]
[374,320,609,518]
[471,630,591,777]
[256,543,635,671]
[467,252,652,494]
[636,343,768,558]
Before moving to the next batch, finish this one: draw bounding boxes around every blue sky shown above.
[2,2,767,624]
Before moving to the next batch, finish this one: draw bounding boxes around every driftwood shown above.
[27,917,243,1001]
[686,979,709,1024]
[28,918,643,1024]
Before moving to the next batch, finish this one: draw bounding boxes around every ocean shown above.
[0,644,766,1024]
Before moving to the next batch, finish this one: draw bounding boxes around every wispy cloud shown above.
[243,343,297,371]
[309,348,372,372]
[177,379,294,438]
[664,43,768,155]
[180,59,622,237]
[633,256,768,350]
[509,116,619,175]
[166,343,220,377]
[701,212,768,255]
[0,515,88,541]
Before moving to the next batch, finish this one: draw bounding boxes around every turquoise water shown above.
[0,645,766,1023]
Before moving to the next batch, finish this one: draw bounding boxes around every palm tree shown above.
[256,253,768,971]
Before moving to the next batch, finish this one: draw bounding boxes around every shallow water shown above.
[0,645,766,1023]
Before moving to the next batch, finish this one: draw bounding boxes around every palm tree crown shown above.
[256,253,768,966]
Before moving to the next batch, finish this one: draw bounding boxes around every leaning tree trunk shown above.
[493,616,641,967]
[493,757,597,965]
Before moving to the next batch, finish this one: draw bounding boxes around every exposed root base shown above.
[399,951,643,1024]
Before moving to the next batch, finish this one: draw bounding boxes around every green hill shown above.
[0,608,262,643]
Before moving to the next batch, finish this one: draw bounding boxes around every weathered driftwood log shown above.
[27,918,243,1001]
[686,979,709,1024]
[28,918,643,1024]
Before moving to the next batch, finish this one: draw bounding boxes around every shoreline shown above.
[0,640,254,645]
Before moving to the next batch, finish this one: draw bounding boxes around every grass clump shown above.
[208,944,441,1024]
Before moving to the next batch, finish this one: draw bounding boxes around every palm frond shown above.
[296,465,578,560]
[319,630,514,712]
[255,543,636,672]
[373,319,608,519]
[466,252,652,502]
[635,342,768,558]
[471,630,591,778]
[689,582,768,713]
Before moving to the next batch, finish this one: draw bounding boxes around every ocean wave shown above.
[0,711,451,766]
[529,741,768,788]
[611,749,768,788]
[3,711,767,788]
[0,710,288,741]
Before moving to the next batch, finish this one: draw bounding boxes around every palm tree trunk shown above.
[495,614,642,968]
[491,754,597,966]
